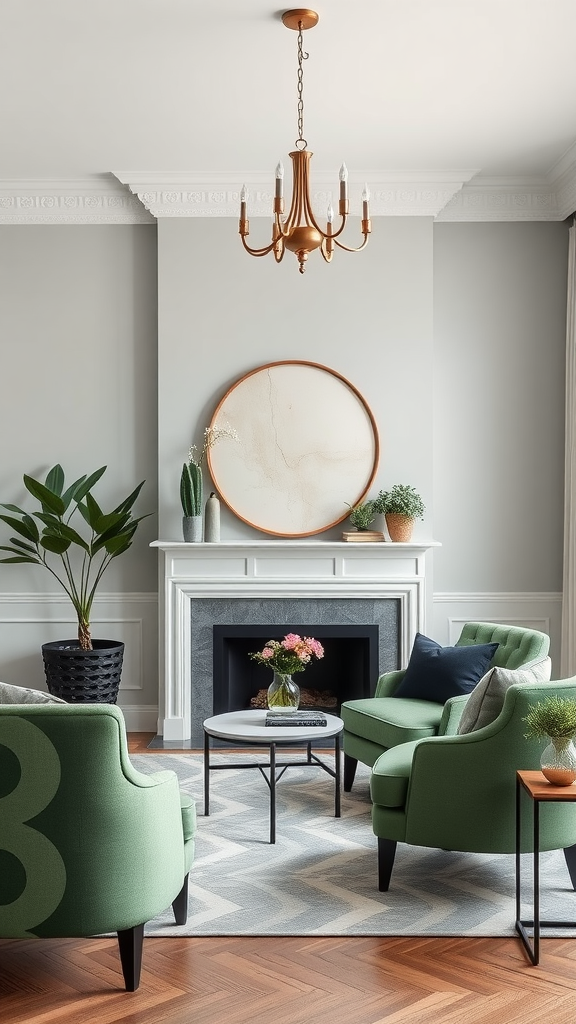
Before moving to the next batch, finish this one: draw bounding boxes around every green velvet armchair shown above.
[341,621,551,791]
[0,703,195,990]
[371,676,576,891]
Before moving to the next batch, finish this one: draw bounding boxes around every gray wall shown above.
[0,216,569,704]
[157,216,435,542]
[433,222,568,593]
[0,225,158,593]
[0,225,159,721]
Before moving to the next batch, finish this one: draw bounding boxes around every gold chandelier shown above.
[239,8,371,274]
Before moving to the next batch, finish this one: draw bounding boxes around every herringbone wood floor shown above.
[2,736,576,1024]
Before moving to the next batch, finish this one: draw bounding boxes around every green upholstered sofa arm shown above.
[437,694,470,735]
[374,669,406,698]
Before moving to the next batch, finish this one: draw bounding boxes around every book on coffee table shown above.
[265,710,328,727]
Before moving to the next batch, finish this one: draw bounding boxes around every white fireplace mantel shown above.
[151,540,440,741]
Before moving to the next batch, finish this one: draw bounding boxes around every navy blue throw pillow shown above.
[394,633,499,704]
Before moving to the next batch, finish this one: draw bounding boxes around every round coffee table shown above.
[203,709,343,843]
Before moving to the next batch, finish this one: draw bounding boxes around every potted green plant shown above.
[347,500,376,532]
[523,696,576,786]
[373,484,425,542]
[0,464,151,703]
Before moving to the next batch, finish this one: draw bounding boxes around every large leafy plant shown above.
[0,465,150,651]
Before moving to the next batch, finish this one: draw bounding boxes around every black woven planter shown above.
[42,639,124,704]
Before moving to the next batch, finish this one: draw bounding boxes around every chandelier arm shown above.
[320,239,333,263]
[319,213,349,240]
[240,235,280,258]
[275,211,293,240]
[332,234,371,254]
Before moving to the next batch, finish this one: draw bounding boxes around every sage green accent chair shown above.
[371,676,576,890]
[341,622,550,791]
[0,703,195,991]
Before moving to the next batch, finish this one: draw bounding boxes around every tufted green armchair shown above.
[371,676,576,890]
[341,622,551,791]
[0,703,195,990]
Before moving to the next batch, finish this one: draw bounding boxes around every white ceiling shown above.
[3,0,576,221]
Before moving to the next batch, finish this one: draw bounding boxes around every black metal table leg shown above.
[204,728,210,816]
[270,742,276,844]
[335,731,341,818]
[515,775,521,928]
[533,798,540,964]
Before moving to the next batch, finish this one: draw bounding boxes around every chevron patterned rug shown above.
[131,752,576,937]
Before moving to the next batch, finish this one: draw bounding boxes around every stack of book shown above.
[341,530,385,542]
[265,709,328,727]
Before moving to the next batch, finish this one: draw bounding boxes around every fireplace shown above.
[151,539,439,743]
[213,623,381,716]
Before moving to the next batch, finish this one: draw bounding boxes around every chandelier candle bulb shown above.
[326,204,334,258]
[362,184,370,219]
[239,185,248,232]
[275,162,284,198]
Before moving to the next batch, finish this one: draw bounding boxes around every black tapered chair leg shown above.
[378,838,398,892]
[172,874,190,925]
[564,844,576,889]
[117,922,145,991]
[344,754,358,792]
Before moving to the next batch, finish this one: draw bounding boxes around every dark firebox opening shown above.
[213,624,379,715]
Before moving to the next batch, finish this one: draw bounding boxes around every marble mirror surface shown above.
[207,360,379,537]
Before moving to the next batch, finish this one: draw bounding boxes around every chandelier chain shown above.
[295,22,309,150]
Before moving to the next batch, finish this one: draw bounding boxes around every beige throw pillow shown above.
[0,681,67,705]
[457,656,552,734]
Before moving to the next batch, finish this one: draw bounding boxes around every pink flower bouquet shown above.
[249,633,324,675]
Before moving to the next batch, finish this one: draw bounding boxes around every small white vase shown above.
[204,492,220,542]
[182,515,203,543]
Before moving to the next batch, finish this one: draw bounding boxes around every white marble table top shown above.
[203,708,343,743]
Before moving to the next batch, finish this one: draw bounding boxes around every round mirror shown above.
[207,360,379,537]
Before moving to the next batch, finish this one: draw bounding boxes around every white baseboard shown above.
[119,705,159,733]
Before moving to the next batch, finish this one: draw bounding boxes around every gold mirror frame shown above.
[207,360,379,537]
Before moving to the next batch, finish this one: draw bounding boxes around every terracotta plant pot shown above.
[385,513,414,542]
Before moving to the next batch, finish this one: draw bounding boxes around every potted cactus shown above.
[180,424,239,542]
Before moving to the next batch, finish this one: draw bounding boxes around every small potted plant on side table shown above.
[523,695,576,785]
[373,484,425,542]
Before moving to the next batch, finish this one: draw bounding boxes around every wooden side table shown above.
[515,769,576,964]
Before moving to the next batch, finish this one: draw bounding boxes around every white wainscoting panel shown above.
[0,592,158,732]
[432,593,562,673]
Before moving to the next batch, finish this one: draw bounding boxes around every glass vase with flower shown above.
[249,633,325,712]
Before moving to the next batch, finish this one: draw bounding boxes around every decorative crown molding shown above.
[437,144,576,222]
[2,158,576,225]
[0,178,154,225]
[114,170,477,219]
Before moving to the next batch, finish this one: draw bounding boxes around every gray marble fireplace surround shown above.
[193,598,398,745]
[152,541,439,744]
